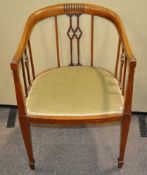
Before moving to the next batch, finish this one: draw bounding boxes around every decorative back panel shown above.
[67,14,82,66]
[64,4,84,66]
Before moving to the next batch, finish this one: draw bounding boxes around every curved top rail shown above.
[11,3,134,69]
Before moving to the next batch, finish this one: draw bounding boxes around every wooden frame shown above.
[10,3,136,170]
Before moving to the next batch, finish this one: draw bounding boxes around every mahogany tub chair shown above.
[10,3,136,170]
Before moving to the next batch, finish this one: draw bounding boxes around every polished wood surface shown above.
[91,15,94,67]
[54,16,60,67]
[115,38,121,78]
[10,3,136,170]
[28,40,35,80]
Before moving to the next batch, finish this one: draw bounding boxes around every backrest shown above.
[13,3,132,68]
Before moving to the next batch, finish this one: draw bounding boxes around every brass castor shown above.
[29,159,35,170]
[118,158,124,168]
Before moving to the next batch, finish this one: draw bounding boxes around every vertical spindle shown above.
[122,56,127,95]
[115,38,121,78]
[24,49,31,87]
[21,58,28,97]
[119,48,125,88]
[91,15,94,67]
[28,40,35,80]
[54,16,60,67]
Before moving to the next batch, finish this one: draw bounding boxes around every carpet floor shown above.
[0,107,147,175]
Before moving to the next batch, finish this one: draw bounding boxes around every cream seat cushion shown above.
[26,66,124,116]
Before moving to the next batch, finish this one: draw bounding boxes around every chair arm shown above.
[114,14,136,63]
[10,16,36,114]
[11,15,35,70]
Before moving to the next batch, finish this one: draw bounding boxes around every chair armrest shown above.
[113,16,136,113]
[11,15,35,70]
[114,14,136,63]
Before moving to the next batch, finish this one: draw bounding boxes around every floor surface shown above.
[0,107,147,175]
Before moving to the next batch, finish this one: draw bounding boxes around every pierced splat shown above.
[67,14,83,66]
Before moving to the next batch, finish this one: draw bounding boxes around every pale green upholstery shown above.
[26,66,124,117]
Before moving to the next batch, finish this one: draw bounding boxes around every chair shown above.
[10,3,136,170]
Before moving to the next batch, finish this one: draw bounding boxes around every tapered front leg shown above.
[19,116,35,170]
[118,113,131,168]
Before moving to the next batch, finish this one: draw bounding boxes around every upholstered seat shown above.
[26,66,124,117]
